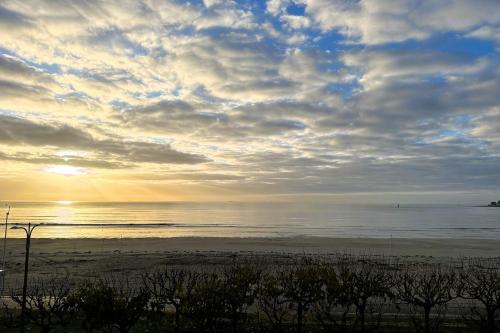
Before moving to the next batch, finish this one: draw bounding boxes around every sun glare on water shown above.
[43,165,87,176]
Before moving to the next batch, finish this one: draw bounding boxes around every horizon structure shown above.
[0,0,499,204]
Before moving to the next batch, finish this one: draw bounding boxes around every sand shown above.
[5,236,499,256]
[1,237,499,289]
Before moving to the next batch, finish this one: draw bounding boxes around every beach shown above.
[2,237,499,288]
[5,237,500,257]
[1,237,499,332]
[3,202,499,288]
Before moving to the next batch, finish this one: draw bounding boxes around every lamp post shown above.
[1,205,10,294]
[11,223,41,333]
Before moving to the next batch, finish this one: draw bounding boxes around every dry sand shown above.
[1,237,499,288]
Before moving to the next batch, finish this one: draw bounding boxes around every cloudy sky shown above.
[0,0,499,202]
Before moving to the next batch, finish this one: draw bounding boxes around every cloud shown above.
[267,0,290,16]
[0,54,101,114]
[117,172,246,182]
[194,6,256,30]
[116,99,326,139]
[0,114,207,165]
[298,0,500,44]
[0,0,498,198]
[0,114,93,147]
[0,151,125,169]
[466,26,500,46]
[281,15,311,30]
[0,4,31,30]
[97,140,208,165]
[0,54,55,85]
[343,50,489,87]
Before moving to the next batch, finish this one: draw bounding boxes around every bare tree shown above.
[144,267,198,333]
[185,271,226,333]
[70,280,114,333]
[257,270,290,333]
[108,276,150,333]
[1,288,21,330]
[338,258,392,333]
[71,276,149,333]
[314,261,353,332]
[280,258,323,333]
[9,276,75,333]
[142,269,168,313]
[460,260,500,333]
[395,264,457,333]
[222,260,262,333]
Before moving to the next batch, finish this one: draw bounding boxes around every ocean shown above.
[1,201,499,239]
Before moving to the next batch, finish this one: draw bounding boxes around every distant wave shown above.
[7,222,500,232]
[6,202,500,239]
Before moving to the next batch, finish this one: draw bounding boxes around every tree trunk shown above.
[297,302,303,333]
[231,306,239,333]
[40,325,51,333]
[486,307,496,333]
[84,320,94,333]
[174,305,181,333]
[359,303,366,333]
[424,305,431,333]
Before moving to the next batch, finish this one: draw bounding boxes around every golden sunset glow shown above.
[43,165,87,176]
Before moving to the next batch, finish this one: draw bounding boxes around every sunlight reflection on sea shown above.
[2,201,500,239]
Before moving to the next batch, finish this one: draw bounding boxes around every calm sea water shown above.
[1,202,500,239]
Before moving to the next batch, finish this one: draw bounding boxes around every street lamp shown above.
[11,223,42,333]
[1,205,10,294]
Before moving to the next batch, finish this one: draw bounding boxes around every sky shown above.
[0,0,499,203]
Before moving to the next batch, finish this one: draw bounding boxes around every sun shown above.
[57,200,73,205]
[43,165,87,176]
